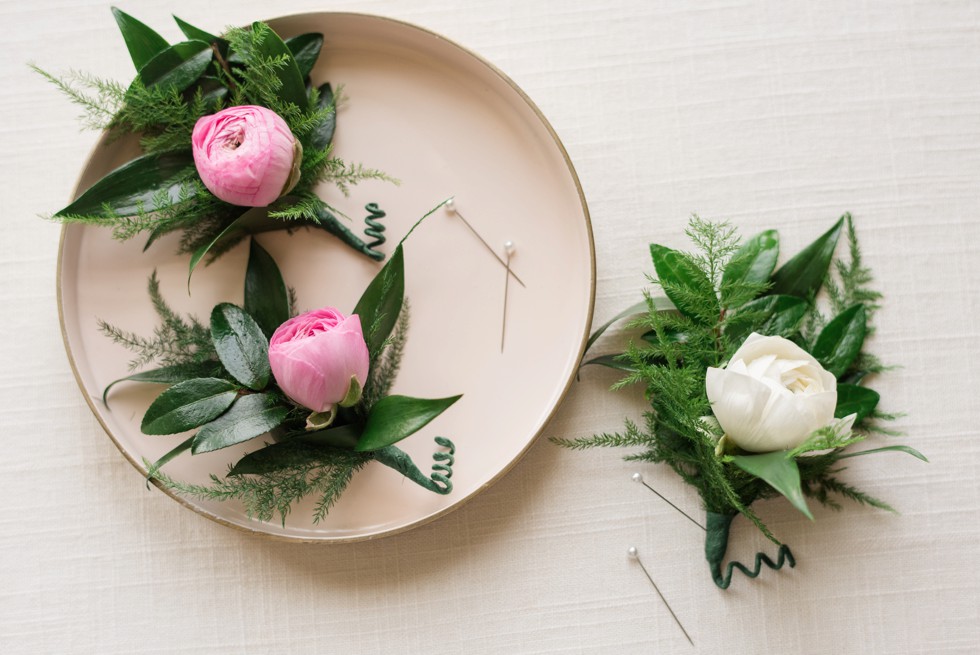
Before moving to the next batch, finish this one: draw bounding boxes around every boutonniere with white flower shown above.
[557,214,925,588]
[35,9,393,277]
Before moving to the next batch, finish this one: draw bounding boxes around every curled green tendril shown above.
[371,437,455,494]
[363,202,387,250]
[705,511,796,589]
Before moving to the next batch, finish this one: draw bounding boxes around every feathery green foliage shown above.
[151,446,372,525]
[99,271,214,369]
[360,300,411,412]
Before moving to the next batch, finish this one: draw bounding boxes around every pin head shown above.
[445,198,456,214]
[632,472,643,483]
[627,546,639,559]
[504,240,516,256]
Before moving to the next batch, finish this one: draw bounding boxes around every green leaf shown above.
[309,83,336,151]
[353,245,405,360]
[244,240,290,339]
[812,304,867,378]
[103,361,224,404]
[173,15,221,46]
[55,152,196,219]
[187,209,254,286]
[285,33,324,80]
[112,7,170,71]
[649,244,718,322]
[580,353,638,372]
[721,229,779,306]
[730,451,813,520]
[135,40,213,93]
[355,394,462,451]
[141,378,238,435]
[228,438,351,476]
[838,445,928,462]
[299,424,360,449]
[726,294,807,343]
[210,303,271,390]
[251,22,308,111]
[835,384,880,422]
[770,216,845,299]
[145,436,193,476]
[585,297,675,355]
[191,393,289,454]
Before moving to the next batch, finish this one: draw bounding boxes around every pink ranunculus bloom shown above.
[191,105,303,207]
[268,308,370,413]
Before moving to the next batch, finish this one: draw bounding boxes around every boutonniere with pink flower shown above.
[557,214,925,588]
[35,9,392,276]
[102,235,458,524]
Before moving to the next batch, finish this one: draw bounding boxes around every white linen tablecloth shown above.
[2,0,978,652]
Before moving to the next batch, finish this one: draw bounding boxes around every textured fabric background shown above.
[3,1,978,653]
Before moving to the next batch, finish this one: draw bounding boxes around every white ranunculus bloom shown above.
[706,333,843,452]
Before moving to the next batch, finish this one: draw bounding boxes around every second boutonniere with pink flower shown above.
[102,235,459,524]
[557,214,925,588]
[36,9,393,275]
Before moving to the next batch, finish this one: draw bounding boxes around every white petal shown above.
[706,368,773,447]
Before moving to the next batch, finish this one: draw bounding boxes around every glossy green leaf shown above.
[721,229,779,306]
[650,244,718,322]
[285,33,324,79]
[353,244,405,360]
[228,438,354,476]
[191,393,289,454]
[173,15,225,50]
[251,22,308,111]
[136,40,213,92]
[141,378,238,435]
[299,424,360,449]
[838,445,928,462]
[812,304,867,378]
[726,294,807,343]
[770,216,844,299]
[103,361,224,404]
[835,384,880,422]
[309,83,336,151]
[55,152,196,219]
[112,7,170,71]
[731,451,813,520]
[210,303,271,390]
[356,394,462,451]
[145,436,193,476]
[244,240,290,339]
[187,209,254,286]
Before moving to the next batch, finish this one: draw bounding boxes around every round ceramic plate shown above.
[58,13,594,541]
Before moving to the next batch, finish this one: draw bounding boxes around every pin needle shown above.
[445,199,526,288]
[628,547,695,647]
[501,241,516,352]
[632,473,706,531]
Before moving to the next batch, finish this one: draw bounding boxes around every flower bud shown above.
[268,308,369,413]
[191,105,302,207]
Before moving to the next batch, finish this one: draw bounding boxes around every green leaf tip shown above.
[731,451,814,520]
[356,394,462,452]
[111,7,170,72]
[770,216,845,299]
